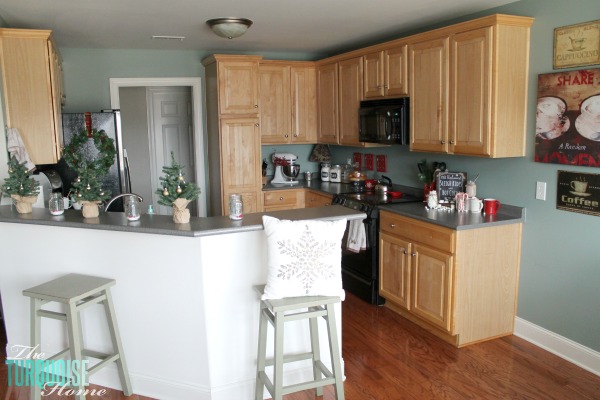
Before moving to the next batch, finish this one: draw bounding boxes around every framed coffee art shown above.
[556,170,600,217]
[535,68,600,167]
[554,19,599,69]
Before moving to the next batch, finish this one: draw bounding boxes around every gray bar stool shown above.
[23,273,132,400]
[255,285,345,400]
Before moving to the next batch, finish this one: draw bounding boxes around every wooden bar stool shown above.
[23,273,132,400]
[255,289,345,400]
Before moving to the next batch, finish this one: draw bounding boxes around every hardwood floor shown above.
[2,293,599,399]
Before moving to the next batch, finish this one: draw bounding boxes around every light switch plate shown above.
[536,181,547,200]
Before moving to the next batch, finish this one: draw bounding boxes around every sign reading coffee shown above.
[556,170,600,217]
[535,68,600,167]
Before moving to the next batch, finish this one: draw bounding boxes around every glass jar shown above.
[48,192,64,215]
[321,163,330,182]
[330,165,342,183]
[125,196,141,221]
[229,194,243,220]
[466,180,477,198]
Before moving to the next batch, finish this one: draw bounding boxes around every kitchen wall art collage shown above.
[537,19,599,217]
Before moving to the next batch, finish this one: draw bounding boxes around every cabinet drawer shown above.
[380,211,454,253]
[263,190,302,207]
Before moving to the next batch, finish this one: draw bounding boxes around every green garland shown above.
[63,129,116,175]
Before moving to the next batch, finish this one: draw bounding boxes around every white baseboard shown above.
[514,317,600,377]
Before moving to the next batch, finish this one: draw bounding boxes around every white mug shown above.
[63,197,72,209]
[469,197,483,213]
[71,196,82,210]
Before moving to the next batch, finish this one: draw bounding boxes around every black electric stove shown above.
[333,190,423,305]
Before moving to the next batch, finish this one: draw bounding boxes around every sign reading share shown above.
[5,344,107,396]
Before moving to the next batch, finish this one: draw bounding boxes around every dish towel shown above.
[6,128,35,171]
[346,219,366,253]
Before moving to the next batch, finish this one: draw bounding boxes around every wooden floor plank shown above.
[2,292,599,399]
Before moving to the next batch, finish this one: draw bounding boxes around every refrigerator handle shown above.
[114,110,130,194]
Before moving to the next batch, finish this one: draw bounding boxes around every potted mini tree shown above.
[1,156,40,214]
[156,152,200,223]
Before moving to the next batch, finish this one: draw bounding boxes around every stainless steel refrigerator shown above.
[57,110,131,211]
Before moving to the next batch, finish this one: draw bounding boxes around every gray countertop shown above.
[0,205,365,237]
[379,202,525,230]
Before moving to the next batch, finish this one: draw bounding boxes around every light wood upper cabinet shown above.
[409,16,532,157]
[0,28,63,165]
[217,59,259,115]
[259,62,317,145]
[317,62,338,144]
[364,45,408,99]
[338,56,363,146]
[409,37,450,154]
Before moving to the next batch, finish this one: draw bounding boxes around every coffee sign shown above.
[557,170,600,217]
[436,172,466,202]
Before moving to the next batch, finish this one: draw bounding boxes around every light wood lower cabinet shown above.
[379,210,522,347]
[263,189,305,212]
[304,190,333,208]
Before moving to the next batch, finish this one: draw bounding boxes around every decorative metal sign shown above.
[556,170,600,217]
[554,20,599,69]
[535,68,600,167]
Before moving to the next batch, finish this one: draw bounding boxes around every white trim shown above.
[109,77,207,217]
[514,317,600,377]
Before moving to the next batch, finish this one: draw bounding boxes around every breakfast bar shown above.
[0,205,365,400]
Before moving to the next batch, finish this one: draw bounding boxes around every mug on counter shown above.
[484,198,501,215]
[469,197,483,213]
[63,196,72,210]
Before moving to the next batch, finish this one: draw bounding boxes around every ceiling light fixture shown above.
[206,18,253,39]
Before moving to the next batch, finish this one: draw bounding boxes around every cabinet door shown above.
[363,51,384,98]
[450,27,492,156]
[317,62,338,144]
[0,32,59,164]
[409,38,449,153]
[48,40,63,158]
[385,45,408,97]
[291,65,317,143]
[411,243,453,332]
[220,117,261,212]
[379,232,411,309]
[218,61,259,115]
[338,57,363,146]
[259,64,291,144]
[263,189,305,211]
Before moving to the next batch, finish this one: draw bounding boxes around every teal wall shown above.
[51,0,598,351]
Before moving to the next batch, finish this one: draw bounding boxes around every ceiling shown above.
[0,0,518,59]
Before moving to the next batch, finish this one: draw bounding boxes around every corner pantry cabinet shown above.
[0,28,64,165]
[379,211,522,347]
[203,55,263,216]
[408,15,533,157]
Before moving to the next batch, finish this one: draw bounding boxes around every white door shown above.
[147,87,197,216]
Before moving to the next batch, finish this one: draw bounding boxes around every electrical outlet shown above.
[364,154,374,170]
[536,181,547,200]
[376,155,387,172]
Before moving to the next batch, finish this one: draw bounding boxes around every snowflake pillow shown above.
[262,215,347,300]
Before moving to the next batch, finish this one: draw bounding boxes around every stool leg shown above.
[273,310,284,400]
[30,297,41,400]
[325,303,345,400]
[66,302,86,400]
[102,289,133,396]
[309,307,323,396]
[255,303,268,400]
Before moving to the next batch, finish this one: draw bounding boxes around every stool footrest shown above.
[265,351,315,366]
[87,353,120,376]
[259,370,336,396]
[37,309,67,321]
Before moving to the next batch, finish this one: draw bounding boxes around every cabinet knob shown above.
[441,140,446,144]
[294,133,298,137]
[403,250,407,254]
[279,197,284,201]
[450,139,455,144]
[389,223,396,228]
[284,134,289,138]
[254,104,258,108]
[255,123,259,127]
[384,85,389,89]
[411,252,417,257]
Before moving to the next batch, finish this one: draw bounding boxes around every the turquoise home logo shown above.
[5,344,107,396]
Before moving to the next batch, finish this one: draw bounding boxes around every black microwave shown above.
[358,97,409,144]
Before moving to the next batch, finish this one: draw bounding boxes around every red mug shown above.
[484,198,501,215]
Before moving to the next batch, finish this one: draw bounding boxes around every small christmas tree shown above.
[1,156,40,198]
[156,152,200,207]
[70,165,111,202]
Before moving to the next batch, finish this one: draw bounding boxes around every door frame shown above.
[109,77,206,217]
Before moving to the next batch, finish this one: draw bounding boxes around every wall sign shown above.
[436,172,466,202]
[557,170,600,217]
[535,68,600,167]
[554,20,599,69]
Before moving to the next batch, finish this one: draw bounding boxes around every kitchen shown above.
[0,0,599,399]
